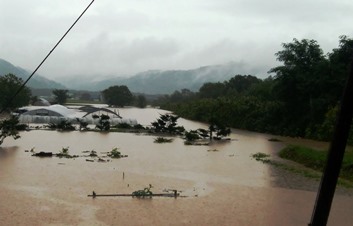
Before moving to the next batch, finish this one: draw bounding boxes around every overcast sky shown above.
[1,0,353,80]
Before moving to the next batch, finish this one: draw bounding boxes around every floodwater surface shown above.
[1,107,352,225]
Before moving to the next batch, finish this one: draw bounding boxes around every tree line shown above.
[2,36,352,143]
[155,36,353,143]
[0,76,147,111]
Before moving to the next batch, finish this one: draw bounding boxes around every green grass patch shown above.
[279,145,327,170]
[279,145,353,182]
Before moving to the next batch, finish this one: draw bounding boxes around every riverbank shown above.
[262,135,353,196]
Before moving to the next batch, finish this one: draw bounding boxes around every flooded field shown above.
[1,107,353,225]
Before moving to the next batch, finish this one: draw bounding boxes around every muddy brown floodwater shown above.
[1,107,353,226]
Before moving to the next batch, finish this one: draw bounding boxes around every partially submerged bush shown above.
[47,120,75,131]
[76,118,89,131]
[251,152,271,163]
[56,146,78,158]
[0,115,21,146]
[151,113,185,134]
[95,115,110,131]
[184,130,200,141]
[114,123,132,129]
[133,124,146,130]
[154,137,173,143]
[107,147,127,158]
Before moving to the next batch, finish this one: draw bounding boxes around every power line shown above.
[0,0,95,114]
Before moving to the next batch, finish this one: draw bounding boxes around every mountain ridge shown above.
[0,58,66,89]
[58,62,247,94]
[1,58,256,94]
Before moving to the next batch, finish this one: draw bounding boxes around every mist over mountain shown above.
[59,62,251,94]
[1,58,261,95]
[0,58,66,89]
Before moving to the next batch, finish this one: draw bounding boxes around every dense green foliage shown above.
[47,120,75,131]
[101,85,134,107]
[0,115,22,146]
[0,73,31,110]
[135,94,147,108]
[151,113,185,134]
[95,114,111,131]
[157,36,353,142]
[52,89,69,105]
[154,137,173,143]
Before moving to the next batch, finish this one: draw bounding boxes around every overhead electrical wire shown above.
[0,0,95,114]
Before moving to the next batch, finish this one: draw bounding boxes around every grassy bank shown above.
[279,145,353,182]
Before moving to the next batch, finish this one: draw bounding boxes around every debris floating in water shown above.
[88,190,182,199]
[32,152,53,157]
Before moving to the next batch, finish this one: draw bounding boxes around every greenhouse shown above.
[17,104,138,126]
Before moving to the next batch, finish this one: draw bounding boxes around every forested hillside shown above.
[157,36,353,142]
[58,62,247,94]
[0,58,65,89]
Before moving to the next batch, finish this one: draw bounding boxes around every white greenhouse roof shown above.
[21,104,76,117]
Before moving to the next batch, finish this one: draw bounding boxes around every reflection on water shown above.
[1,107,352,226]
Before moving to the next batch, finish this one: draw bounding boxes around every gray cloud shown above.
[1,0,352,79]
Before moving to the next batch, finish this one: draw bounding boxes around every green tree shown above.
[208,116,231,140]
[327,35,353,102]
[95,114,111,131]
[151,113,184,134]
[168,89,195,103]
[160,36,353,141]
[52,89,69,105]
[0,73,31,111]
[102,85,134,107]
[225,74,260,95]
[136,94,147,108]
[198,82,226,99]
[0,115,21,146]
[247,76,276,101]
[269,38,328,136]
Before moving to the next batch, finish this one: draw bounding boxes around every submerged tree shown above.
[47,120,75,131]
[52,89,69,105]
[135,94,147,108]
[101,85,134,107]
[95,114,111,131]
[0,115,21,146]
[208,117,231,140]
[76,118,89,131]
[151,113,185,134]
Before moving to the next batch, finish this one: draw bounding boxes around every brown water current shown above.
[1,107,353,225]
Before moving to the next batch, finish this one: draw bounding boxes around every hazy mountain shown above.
[0,58,66,89]
[60,62,246,94]
[1,58,256,94]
